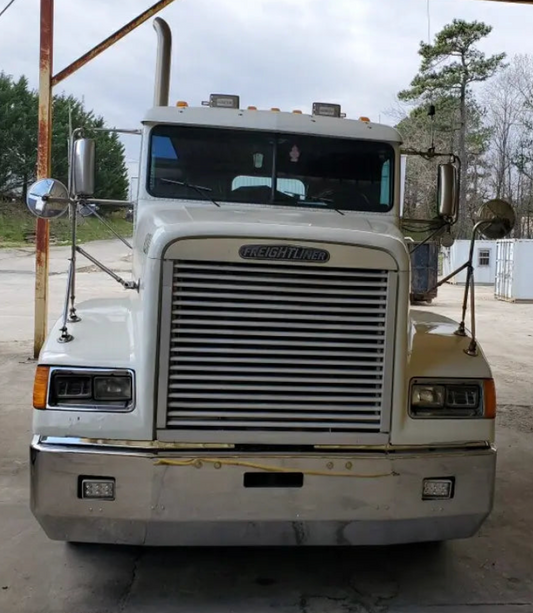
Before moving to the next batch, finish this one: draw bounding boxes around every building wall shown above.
[441,240,497,285]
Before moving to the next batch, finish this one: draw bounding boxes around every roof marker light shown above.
[247,106,258,111]
[209,94,240,109]
[271,107,281,112]
[359,116,371,122]
[292,110,303,114]
[312,102,342,118]
[176,101,188,108]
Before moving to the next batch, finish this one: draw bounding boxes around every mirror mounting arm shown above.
[401,148,458,163]
[439,220,491,355]
[82,202,132,250]
[409,222,450,255]
[76,246,139,291]
[68,200,81,324]
[58,258,75,344]
[458,219,491,333]
[465,273,478,357]
[83,198,133,208]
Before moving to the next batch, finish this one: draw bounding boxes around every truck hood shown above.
[136,201,410,271]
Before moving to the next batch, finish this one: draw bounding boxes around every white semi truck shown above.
[27,18,513,546]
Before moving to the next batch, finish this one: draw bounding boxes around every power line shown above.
[427,0,431,43]
[0,0,17,19]
[426,0,437,152]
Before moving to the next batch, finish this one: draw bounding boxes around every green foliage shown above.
[399,20,506,103]
[0,73,128,203]
[0,73,38,198]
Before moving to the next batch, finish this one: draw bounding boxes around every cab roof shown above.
[142,106,403,144]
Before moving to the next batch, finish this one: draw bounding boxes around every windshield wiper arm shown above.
[283,192,344,215]
[160,178,221,207]
[311,190,345,216]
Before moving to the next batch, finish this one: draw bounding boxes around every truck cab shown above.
[29,21,498,547]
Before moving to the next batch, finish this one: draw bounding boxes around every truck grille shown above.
[164,260,391,433]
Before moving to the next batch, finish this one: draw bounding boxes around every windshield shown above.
[148,125,395,212]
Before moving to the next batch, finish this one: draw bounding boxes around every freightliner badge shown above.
[239,244,330,263]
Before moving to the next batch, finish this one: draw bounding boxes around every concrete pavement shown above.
[0,240,129,342]
[1,242,532,612]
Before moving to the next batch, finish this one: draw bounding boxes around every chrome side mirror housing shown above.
[26,178,69,219]
[437,163,458,221]
[72,138,96,197]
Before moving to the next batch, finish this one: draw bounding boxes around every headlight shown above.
[54,374,92,400]
[47,369,134,411]
[412,385,445,409]
[94,376,132,401]
[410,381,482,418]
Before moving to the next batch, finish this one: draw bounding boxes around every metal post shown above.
[33,0,176,356]
[34,0,54,359]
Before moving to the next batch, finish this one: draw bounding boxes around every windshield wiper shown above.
[281,190,344,215]
[312,192,345,215]
[160,178,221,207]
[304,195,334,205]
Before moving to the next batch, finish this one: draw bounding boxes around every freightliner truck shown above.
[27,18,512,546]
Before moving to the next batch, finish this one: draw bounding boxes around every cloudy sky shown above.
[1,0,532,175]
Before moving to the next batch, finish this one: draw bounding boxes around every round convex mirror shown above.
[477,199,515,240]
[440,228,455,248]
[26,178,69,219]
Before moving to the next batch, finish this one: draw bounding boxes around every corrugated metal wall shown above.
[495,240,533,301]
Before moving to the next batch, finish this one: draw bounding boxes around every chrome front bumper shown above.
[30,437,496,546]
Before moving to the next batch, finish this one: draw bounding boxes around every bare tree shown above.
[478,55,533,238]
[484,65,523,201]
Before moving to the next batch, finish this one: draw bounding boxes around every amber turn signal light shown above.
[484,379,496,419]
[33,366,50,410]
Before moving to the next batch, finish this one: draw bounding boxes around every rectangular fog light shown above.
[422,478,454,501]
[81,478,115,501]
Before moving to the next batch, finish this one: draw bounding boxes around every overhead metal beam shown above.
[52,0,176,86]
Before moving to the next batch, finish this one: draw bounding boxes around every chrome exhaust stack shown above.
[153,17,172,106]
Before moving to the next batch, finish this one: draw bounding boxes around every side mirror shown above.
[437,163,458,221]
[477,199,515,239]
[26,178,69,219]
[72,138,96,197]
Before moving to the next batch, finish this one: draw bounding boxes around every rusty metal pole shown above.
[34,0,54,359]
[33,0,176,357]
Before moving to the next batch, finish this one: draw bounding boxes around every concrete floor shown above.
[1,241,533,613]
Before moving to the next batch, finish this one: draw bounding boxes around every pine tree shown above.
[399,20,506,233]
[0,74,128,203]
[397,95,492,231]
[0,73,38,199]
[52,94,128,202]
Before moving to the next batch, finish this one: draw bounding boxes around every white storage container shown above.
[495,239,533,302]
[441,240,497,285]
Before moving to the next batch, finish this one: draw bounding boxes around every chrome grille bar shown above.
[163,260,391,435]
